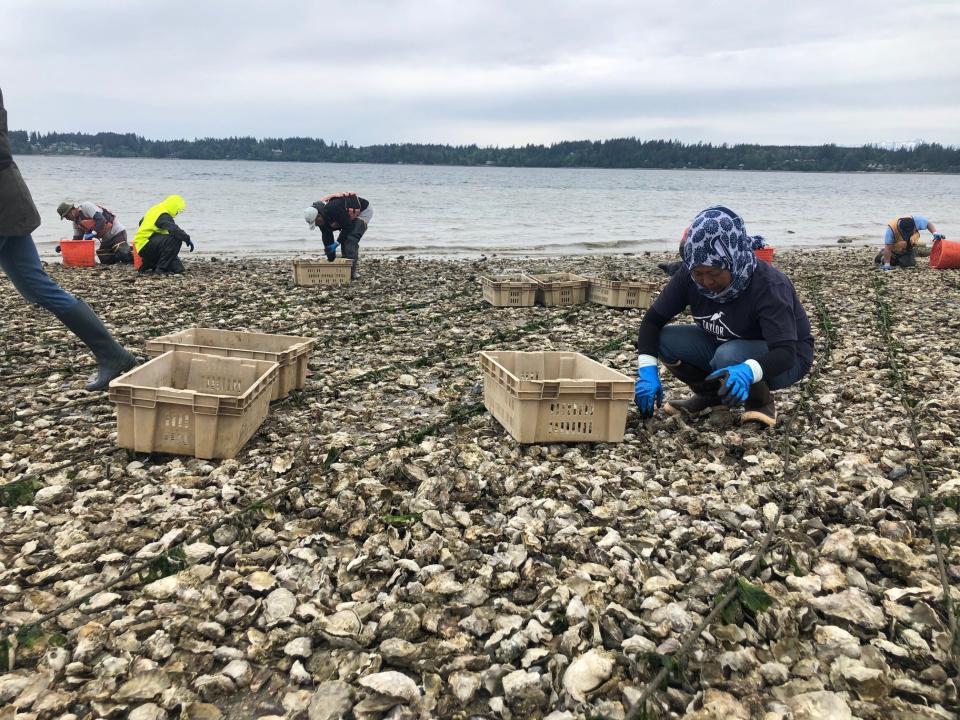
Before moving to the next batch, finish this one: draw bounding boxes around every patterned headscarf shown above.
[682,205,760,303]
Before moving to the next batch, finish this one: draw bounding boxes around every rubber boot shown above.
[741,380,777,427]
[662,361,728,416]
[340,222,365,280]
[657,260,684,276]
[57,300,138,391]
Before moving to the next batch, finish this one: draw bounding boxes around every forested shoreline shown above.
[10,130,960,172]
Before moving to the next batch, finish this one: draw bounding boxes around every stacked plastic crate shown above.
[109,329,316,459]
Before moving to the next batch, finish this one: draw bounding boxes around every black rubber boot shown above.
[657,260,684,276]
[340,218,366,280]
[741,380,777,427]
[57,300,138,391]
[662,361,727,416]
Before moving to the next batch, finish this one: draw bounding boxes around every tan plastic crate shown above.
[528,272,590,306]
[109,351,278,460]
[480,351,634,443]
[481,274,537,307]
[145,328,315,400]
[292,258,353,286]
[587,278,657,309]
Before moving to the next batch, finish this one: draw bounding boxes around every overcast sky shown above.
[2,0,958,147]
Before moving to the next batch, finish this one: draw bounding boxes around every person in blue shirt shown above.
[634,206,814,427]
[876,215,944,269]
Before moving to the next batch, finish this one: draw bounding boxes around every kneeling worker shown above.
[634,205,814,427]
[876,215,944,269]
[134,195,193,273]
[57,201,133,264]
[304,192,371,280]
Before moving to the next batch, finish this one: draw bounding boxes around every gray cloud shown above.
[2,0,958,145]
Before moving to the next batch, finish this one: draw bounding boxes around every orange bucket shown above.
[929,238,960,269]
[60,239,95,267]
[132,243,143,269]
[754,246,775,265]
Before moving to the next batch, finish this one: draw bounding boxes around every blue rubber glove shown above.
[634,365,662,419]
[55,245,62,253]
[880,263,893,271]
[184,238,194,252]
[82,232,95,240]
[933,233,945,241]
[707,363,755,406]
[325,240,339,262]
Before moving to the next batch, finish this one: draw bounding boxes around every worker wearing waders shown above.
[134,195,193,274]
[56,201,133,265]
[0,88,137,390]
[876,215,944,270]
[633,206,814,427]
[304,192,371,280]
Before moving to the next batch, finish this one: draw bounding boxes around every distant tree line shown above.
[8,130,960,172]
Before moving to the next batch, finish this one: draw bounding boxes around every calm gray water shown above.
[14,155,960,257]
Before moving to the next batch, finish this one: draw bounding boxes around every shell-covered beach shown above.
[1,248,958,719]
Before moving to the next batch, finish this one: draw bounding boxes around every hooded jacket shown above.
[0,88,42,236]
[134,195,188,251]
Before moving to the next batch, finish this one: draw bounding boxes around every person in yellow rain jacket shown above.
[134,195,193,274]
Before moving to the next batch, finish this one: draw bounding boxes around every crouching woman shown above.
[634,206,814,427]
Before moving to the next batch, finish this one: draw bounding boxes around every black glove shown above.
[55,245,62,254]
[184,238,194,252]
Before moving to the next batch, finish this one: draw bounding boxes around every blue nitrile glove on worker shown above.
[933,233,946,241]
[707,362,759,406]
[634,364,663,418]
[184,238,194,252]
[82,232,95,240]
[880,263,893,271]
[325,240,339,262]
